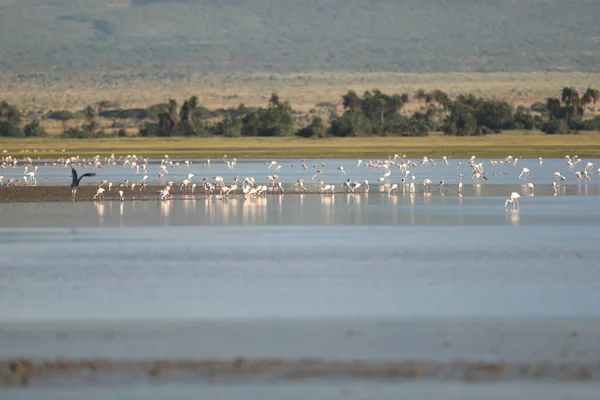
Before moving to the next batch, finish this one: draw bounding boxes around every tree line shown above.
[1,87,599,138]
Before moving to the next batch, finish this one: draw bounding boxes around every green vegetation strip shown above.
[2,135,600,158]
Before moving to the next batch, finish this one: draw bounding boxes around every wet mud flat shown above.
[2,357,600,387]
[3,318,600,389]
[0,185,167,203]
[0,183,595,203]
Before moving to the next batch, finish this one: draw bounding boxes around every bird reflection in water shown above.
[321,193,335,225]
[344,193,353,205]
[409,194,416,225]
[221,197,239,224]
[353,193,362,206]
[119,201,124,217]
[298,194,305,220]
[182,199,193,216]
[506,209,520,226]
[576,184,588,197]
[242,196,268,225]
[423,191,432,205]
[94,201,105,217]
[160,200,171,219]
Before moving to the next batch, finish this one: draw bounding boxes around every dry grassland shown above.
[3,71,600,113]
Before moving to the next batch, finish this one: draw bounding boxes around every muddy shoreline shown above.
[0,183,591,204]
[2,358,600,387]
[0,185,290,204]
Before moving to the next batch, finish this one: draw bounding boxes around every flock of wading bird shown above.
[1,153,600,211]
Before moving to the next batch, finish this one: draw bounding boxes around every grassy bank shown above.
[2,131,600,159]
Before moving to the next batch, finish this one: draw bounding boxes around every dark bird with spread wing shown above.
[71,167,97,201]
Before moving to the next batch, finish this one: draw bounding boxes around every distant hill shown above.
[1,0,599,75]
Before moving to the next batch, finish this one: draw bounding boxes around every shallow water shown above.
[2,157,600,398]
[1,191,600,322]
[4,382,600,400]
[4,156,600,186]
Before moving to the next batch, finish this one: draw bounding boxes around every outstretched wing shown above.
[71,168,78,186]
[77,172,97,185]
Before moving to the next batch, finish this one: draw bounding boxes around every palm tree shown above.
[341,91,361,114]
[432,90,450,111]
[167,99,179,126]
[389,94,405,114]
[96,100,112,115]
[188,95,198,125]
[268,93,280,109]
[560,87,581,121]
[546,97,562,120]
[179,100,190,125]
[582,87,599,111]
[400,93,410,105]
[83,106,96,125]
[0,101,21,125]
[561,87,576,106]
[415,89,426,102]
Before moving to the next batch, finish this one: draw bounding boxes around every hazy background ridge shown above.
[1,0,599,75]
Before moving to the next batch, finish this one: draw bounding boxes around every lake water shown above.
[4,156,600,186]
[1,157,600,399]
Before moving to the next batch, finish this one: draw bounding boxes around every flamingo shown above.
[518,168,530,179]
[338,166,346,175]
[318,180,335,194]
[312,169,323,180]
[25,171,36,185]
[344,179,361,193]
[223,184,238,197]
[93,187,105,200]
[159,186,171,201]
[423,179,432,191]
[504,192,521,210]
[526,182,534,194]
[388,183,399,194]
[295,179,307,192]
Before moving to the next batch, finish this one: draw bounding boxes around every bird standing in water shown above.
[71,167,97,201]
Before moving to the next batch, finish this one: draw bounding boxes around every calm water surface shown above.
[1,192,599,322]
[2,159,600,398]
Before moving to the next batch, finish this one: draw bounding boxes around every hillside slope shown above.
[1,0,599,74]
